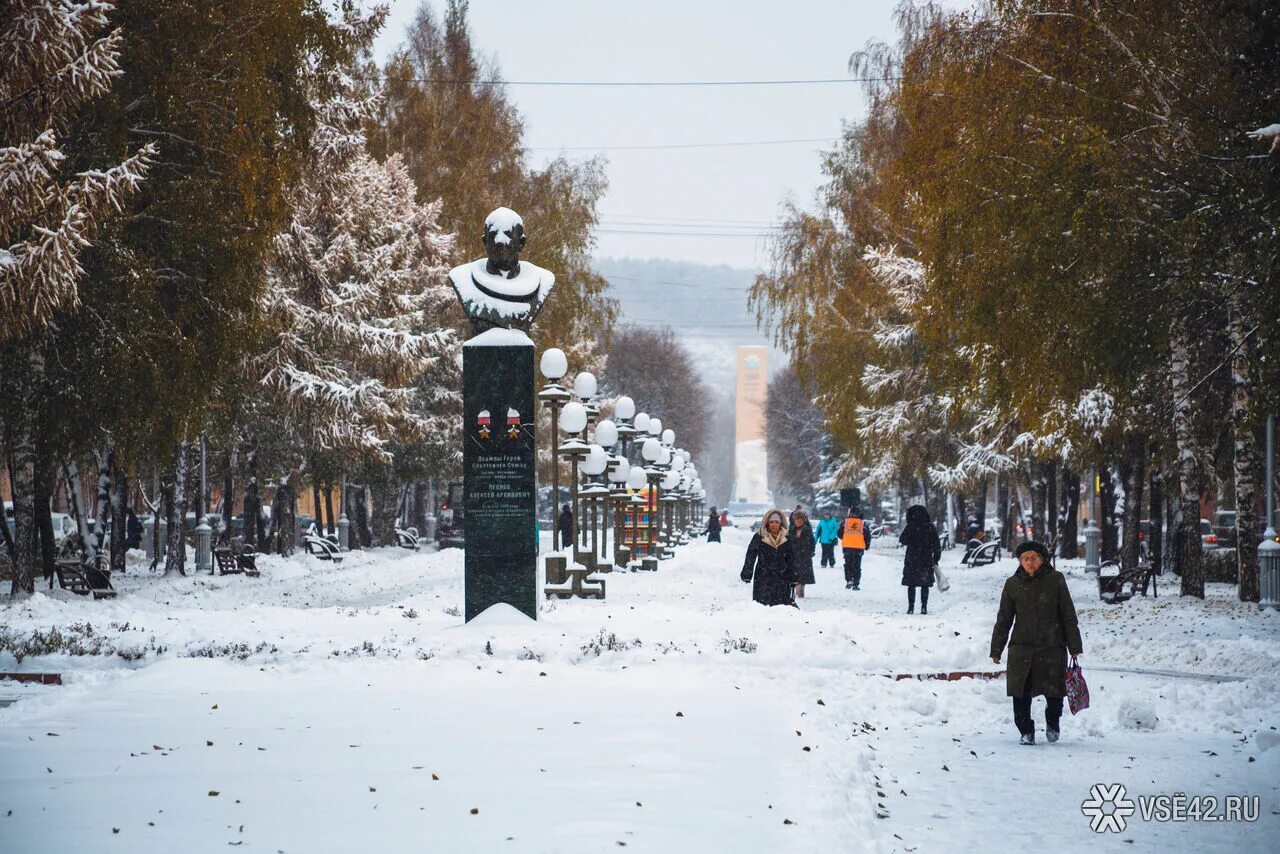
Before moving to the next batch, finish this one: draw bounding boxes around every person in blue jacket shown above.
[815,508,840,568]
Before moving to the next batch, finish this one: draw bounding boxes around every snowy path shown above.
[2,529,1279,852]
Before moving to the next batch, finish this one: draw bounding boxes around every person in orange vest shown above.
[838,504,870,590]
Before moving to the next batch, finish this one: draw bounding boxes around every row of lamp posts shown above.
[539,348,706,580]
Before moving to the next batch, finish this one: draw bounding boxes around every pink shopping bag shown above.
[1065,655,1090,715]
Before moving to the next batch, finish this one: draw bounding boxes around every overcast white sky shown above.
[371,0,930,270]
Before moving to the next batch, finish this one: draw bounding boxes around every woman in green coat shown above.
[990,541,1083,745]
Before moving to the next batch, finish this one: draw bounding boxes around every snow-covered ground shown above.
[2,529,1278,852]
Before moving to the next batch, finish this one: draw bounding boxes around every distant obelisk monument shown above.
[449,208,555,621]
[733,346,769,504]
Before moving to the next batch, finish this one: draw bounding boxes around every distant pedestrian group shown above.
[732,496,1086,747]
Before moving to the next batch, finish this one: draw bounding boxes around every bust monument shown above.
[449,207,555,335]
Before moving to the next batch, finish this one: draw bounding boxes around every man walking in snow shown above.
[838,504,870,590]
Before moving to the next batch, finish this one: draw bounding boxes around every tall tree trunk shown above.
[1028,462,1044,544]
[1099,465,1119,562]
[995,474,1008,543]
[148,470,163,570]
[220,448,235,546]
[63,461,94,560]
[1170,313,1205,597]
[1228,288,1260,601]
[164,440,189,576]
[1149,462,1164,578]
[353,482,373,547]
[111,464,128,574]
[1045,459,1059,549]
[243,436,260,549]
[94,449,114,558]
[1118,435,1147,571]
[6,342,43,595]
[324,483,335,538]
[369,467,399,546]
[1060,468,1080,559]
[34,457,55,585]
[269,477,293,555]
[312,480,324,536]
[413,482,427,535]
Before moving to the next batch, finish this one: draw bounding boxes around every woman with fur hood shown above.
[740,509,797,606]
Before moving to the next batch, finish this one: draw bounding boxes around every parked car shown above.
[1211,510,1237,548]
[4,505,81,545]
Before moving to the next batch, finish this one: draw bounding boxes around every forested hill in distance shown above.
[593,257,785,390]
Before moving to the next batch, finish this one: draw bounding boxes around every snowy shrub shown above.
[579,630,641,657]
[517,647,542,662]
[0,623,111,661]
[188,641,278,661]
[402,608,419,619]
[719,633,758,654]
[1201,549,1237,583]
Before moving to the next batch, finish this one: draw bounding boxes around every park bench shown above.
[962,538,1002,566]
[231,537,260,575]
[1098,559,1159,604]
[395,527,420,551]
[543,555,604,600]
[54,558,117,599]
[213,547,241,575]
[213,542,260,577]
[304,533,343,563]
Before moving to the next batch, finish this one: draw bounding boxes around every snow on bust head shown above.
[449,207,555,336]
[484,207,524,244]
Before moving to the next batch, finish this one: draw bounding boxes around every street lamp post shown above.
[625,465,648,570]
[581,442,610,572]
[539,348,570,531]
[660,465,680,558]
[574,371,598,554]
[641,433,663,570]
[559,401,590,568]
[632,412,651,465]
[595,419,620,565]
[614,397,636,462]
[605,446,631,568]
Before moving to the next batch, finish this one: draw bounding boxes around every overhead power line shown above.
[599,275,756,291]
[602,213,777,226]
[596,227,776,238]
[529,136,837,152]
[372,75,899,88]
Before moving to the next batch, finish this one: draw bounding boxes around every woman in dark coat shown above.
[991,541,1084,745]
[740,509,796,606]
[787,509,816,598]
[899,505,941,614]
[705,507,722,542]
